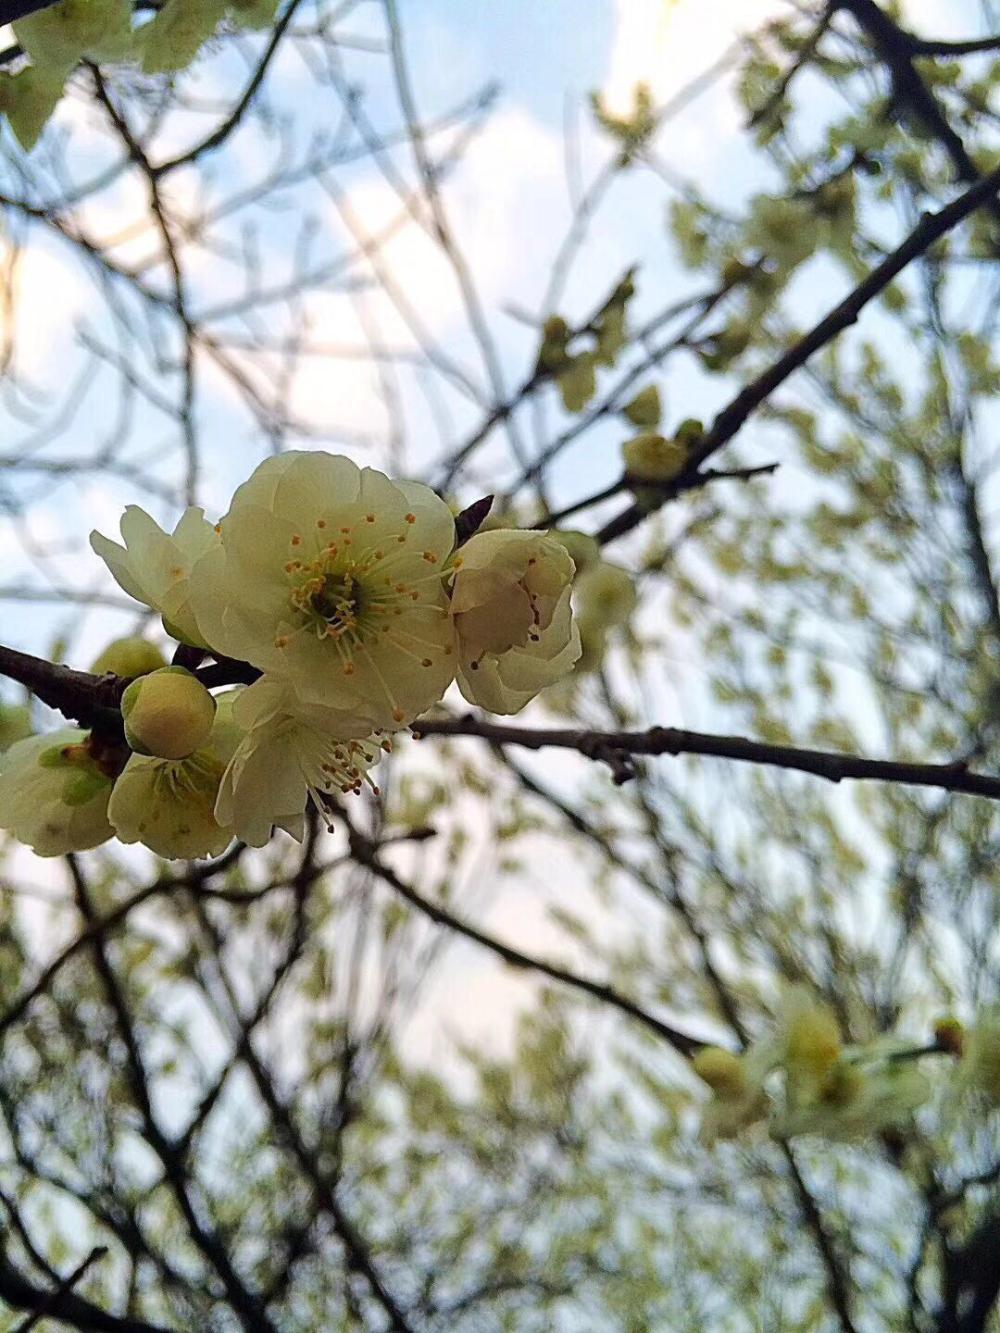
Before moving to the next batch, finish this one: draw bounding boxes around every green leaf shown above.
[558,353,596,413]
[0,67,65,151]
[622,385,661,428]
[139,0,226,73]
[15,0,133,73]
[228,0,282,30]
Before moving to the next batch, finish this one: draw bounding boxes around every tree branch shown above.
[411,715,1000,802]
[12,1247,108,1333]
[0,1251,173,1333]
[597,162,1000,545]
[835,0,1000,226]
[344,821,708,1058]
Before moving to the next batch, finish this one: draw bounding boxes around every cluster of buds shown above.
[691,990,934,1146]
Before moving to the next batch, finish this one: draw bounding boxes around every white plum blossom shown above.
[72,452,589,856]
[449,529,581,714]
[692,994,933,1147]
[778,990,844,1095]
[189,452,457,728]
[769,1040,931,1142]
[108,691,243,860]
[91,505,219,648]
[214,676,389,848]
[0,729,115,856]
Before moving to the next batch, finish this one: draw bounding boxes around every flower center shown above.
[308,572,363,635]
[274,515,452,721]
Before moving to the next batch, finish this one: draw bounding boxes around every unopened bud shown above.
[692,1046,747,1100]
[622,432,688,483]
[121,667,216,760]
[785,1005,842,1080]
[574,561,636,631]
[90,636,167,678]
[537,316,571,372]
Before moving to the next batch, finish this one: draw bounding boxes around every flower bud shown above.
[574,621,610,676]
[537,316,571,373]
[450,529,580,715]
[622,385,661,429]
[110,692,244,861]
[0,729,114,856]
[785,1004,842,1082]
[90,636,167,678]
[692,1046,747,1100]
[960,1012,1000,1104]
[121,667,216,760]
[622,432,688,483]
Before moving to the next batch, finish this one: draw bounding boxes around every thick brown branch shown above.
[0,643,125,730]
[411,716,1000,803]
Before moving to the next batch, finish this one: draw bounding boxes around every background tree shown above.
[0,1,999,1330]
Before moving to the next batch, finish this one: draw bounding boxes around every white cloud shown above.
[336,105,566,345]
[603,0,784,115]
[0,241,90,383]
[282,106,568,440]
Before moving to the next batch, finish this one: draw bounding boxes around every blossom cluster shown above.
[0,452,583,859]
[691,991,1000,1146]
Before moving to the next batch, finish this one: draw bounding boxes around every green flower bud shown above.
[0,729,114,856]
[575,561,636,631]
[558,353,597,412]
[121,667,216,761]
[701,321,751,372]
[622,432,688,483]
[90,637,168,678]
[537,316,571,373]
[959,1011,1000,1104]
[692,1047,747,1100]
[573,621,609,675]
[785,1004,842,1082]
